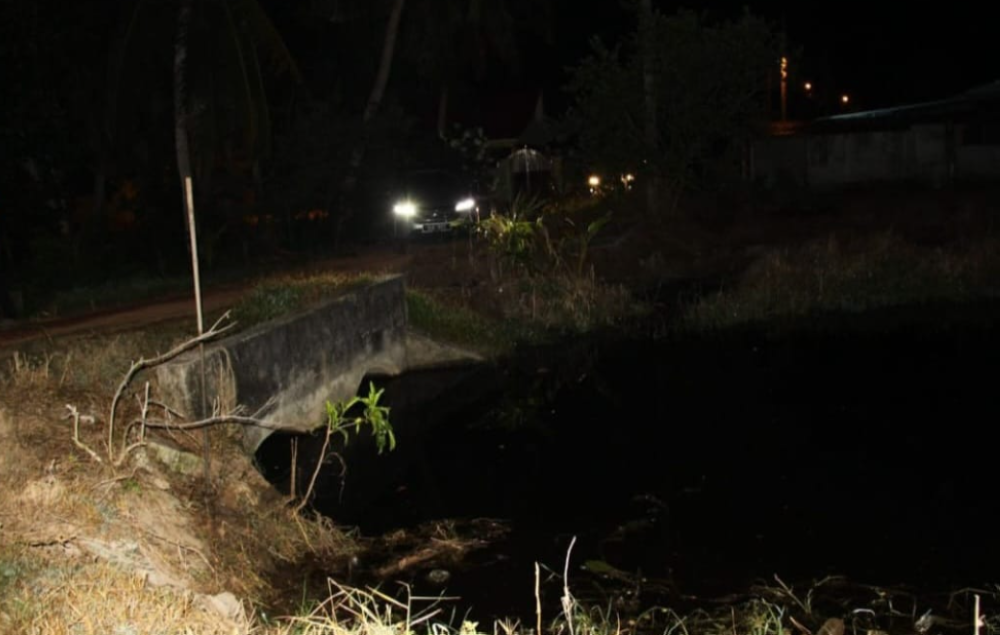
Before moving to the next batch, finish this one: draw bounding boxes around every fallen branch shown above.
[115,382,152,466]
[294,422,335,516]
[372,540,470,579]
[147,399,186,421]
[107,311,235,463]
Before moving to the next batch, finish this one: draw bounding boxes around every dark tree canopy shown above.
[566,9,780,200]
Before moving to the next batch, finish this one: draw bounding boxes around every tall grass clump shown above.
[684,233,1000,330]
[476,194,641,335]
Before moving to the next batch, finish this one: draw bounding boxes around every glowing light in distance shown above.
[393,201,417,217]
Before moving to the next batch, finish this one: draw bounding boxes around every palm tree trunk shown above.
[437,84,450,139]
[333,0,406,247]
[362,0,405,126]
[174,0,194,221]
[174,0,212,490]
[638,0,662,219]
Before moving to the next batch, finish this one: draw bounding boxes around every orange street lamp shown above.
[780,56,789,121]
[841,94,851,105]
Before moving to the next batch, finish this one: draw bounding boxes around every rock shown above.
[203,592,245,622]
[151,476,171,491]
[425,569,451,585]
[147,439,203,477]
[145,567,185,589]
[817,618,845,635]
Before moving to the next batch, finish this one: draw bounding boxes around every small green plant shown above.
[474,193,633,334]
[744,599,787,635]
[324,382,394,455]
[538,210,613,277]
[121,477,142,494]
[294,382,394,515]
[478,194,547,280]
[481,194,612,279]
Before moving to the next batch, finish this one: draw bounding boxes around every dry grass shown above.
[1,324,197,394]
[0,322,362,635]
[0,545,239,635]
[500,273,636,333]
[683,232,1000,330]
[269,581,457,635]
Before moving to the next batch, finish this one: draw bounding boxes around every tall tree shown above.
[566,9,779,217]
[302,0,551,244]
[399,0,553,137]
[108,0,301,254]
[340,0,405,193]
[401,0,518,137]
[637,0,660,217]
[327,0,406,247]
[1,0,112,285]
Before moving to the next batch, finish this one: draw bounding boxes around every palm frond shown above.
[219,0,260,156]
[227,0,303,83]
[245,32,273,160]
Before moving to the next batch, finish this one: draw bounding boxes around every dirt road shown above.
[0,247,414,349]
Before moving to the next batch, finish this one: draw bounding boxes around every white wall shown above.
[754,121,1000,187]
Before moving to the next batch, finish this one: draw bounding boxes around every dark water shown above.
[256,304,1000,620]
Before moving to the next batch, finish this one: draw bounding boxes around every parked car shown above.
[389,169,481,238]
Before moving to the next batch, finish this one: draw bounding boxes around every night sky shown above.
[529,2,995,115]
[256,1,995,136]
[737,3,994,107]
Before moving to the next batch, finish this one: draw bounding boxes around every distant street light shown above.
[780,56,789,121]
[588,175,601,195]
[841,94,851,105]
[804,81,813,92]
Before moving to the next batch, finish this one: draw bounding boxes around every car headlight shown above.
[393,201,417,218]
[454,197,476,212]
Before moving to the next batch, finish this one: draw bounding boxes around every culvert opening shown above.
[253,363,496,531]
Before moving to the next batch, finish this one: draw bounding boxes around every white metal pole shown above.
[185,176,204,336]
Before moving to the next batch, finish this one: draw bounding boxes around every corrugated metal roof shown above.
[962,80,1000,99]
[806,80,1000,132]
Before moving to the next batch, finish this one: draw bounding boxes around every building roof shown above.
[809,80,1000,132]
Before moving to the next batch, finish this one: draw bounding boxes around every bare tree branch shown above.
[107,312,235,462]
[294,424,334,516]
[115,382,152,466]
[147,400,186,420]
[141,414,295,432]
[64,405,103,464]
